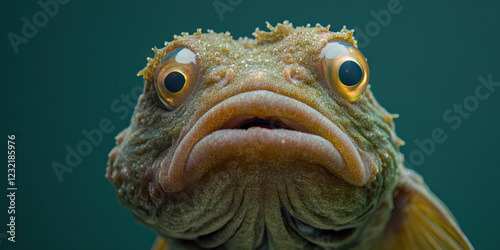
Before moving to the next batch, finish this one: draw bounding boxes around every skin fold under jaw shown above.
[106,21,473,249]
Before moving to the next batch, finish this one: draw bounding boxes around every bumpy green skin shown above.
[106,22,404,249]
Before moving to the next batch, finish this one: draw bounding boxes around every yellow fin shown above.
[151,236,168,250]
[376,169,473,250]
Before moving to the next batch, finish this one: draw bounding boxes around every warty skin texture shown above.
[106,22,472,249]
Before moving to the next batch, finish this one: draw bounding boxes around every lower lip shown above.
[183,128,346,185]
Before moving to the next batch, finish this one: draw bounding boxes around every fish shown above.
[106,21,473,249]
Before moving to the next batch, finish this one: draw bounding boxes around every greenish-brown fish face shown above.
[106,22,404,249]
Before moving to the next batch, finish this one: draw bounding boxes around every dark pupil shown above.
[339,60,363,86]
[164,71,186,93]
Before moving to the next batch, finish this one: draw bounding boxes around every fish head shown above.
[106,21,405,249]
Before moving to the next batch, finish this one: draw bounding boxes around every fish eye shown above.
[320,40,369,102]
[154,48,198,110]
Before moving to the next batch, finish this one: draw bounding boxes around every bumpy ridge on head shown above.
[137,21,359,83]
[253,21,294,44]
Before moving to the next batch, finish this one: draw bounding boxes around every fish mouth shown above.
[220,115,309,131]
[159,90,376,192]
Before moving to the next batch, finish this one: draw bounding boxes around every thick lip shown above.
[159,90,376,192]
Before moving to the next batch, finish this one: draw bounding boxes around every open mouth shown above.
[221,115,309,132]
[158,90,377,192]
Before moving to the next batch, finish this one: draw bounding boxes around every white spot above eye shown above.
[321,42,349,60]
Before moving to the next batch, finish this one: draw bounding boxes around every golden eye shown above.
[154,48,198,110]
[320,41,369,102]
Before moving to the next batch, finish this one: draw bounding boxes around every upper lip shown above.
[158,90,377,192]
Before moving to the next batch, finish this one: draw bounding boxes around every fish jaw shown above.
[158,90,377,192]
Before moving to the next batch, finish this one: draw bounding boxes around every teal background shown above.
[1,0,499,249]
